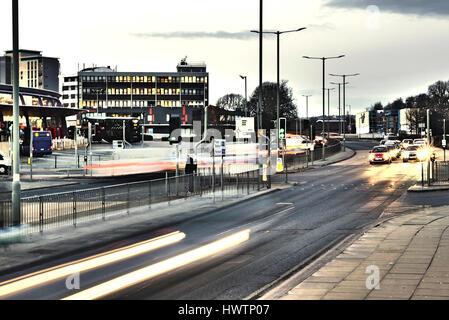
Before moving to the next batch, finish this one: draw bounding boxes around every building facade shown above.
[0,50,60,92]
[62,59,209,135]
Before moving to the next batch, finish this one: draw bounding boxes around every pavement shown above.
[272,205,449,300]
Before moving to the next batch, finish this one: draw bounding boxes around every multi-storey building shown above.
[0,49,60,92]
[61,59,209,136]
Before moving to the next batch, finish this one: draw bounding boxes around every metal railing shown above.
[284,141,342,172]
[1,169,261,234]
[421,161,449,186]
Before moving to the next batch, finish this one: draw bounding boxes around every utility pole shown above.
[12,0,21,226]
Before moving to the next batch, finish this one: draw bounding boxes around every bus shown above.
[21,131,53,156]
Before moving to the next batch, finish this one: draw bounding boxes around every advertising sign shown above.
[235,117,255,139]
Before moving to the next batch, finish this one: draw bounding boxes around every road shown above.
[1,140,448,300]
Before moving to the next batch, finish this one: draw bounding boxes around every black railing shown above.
[284,141,342,172]
[1,169,261,234]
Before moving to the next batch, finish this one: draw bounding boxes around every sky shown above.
[1,0,449,117]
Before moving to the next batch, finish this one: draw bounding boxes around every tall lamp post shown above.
[325,88,335,138]
[252,27,306,151]
[239,75,247,116]
[330,81,349,135]
[330,73,360,151]
[302,94,312,120]
[12,0,21,226]
[303,55,345,161]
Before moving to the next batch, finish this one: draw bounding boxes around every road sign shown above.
[443,140,447,148]
[214,139,226,156]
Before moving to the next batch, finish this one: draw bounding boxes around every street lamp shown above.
[252,27,306,151]
[302,94,312,120]
[92,88,105,114]
[239,75,247,116]
[12,0,21,225]
[303,55,345,161]
[330,73,360,151]
[330,81,349,135]
[325,88,335,138]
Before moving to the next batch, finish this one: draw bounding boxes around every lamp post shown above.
[239,75,247,116]
[252,27,306,150]
[330,73,360,151]
[12,0,21,226]
[330,81,348,135]
[92,88,105,114]
[302,94,312,120]
[325,88,335,138]
[303,55,345,161]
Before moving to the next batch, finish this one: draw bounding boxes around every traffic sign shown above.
[214,139,226,156]
[443,140,447,148]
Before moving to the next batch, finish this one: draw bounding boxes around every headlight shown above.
[369,154,375,160]
[402,151,409,158]
[383,154,389,160]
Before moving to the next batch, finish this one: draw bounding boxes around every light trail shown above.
[0,231,185,298]
[62,229,251,300]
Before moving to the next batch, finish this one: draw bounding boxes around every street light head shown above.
[240,75,246,80]
[250,30,259,33]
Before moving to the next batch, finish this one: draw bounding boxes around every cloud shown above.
[132,23,334,40]
[132,31,256,40]
[325,0,449,16]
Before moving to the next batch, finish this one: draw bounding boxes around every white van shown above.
[0,150,11,175]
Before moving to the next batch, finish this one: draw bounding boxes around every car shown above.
[401,139,413,149]
[0,150,11,175]
[369,146,392,164]
[385,141,401,159]
[402,145,419,162]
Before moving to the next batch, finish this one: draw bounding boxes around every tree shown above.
[246,80,298,129]
[371,102,383,111]
[428,80,449,116]
[216,93,245,111]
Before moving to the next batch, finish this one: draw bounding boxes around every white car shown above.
[0,150,11,175]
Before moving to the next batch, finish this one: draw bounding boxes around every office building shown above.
[0,49,60,92]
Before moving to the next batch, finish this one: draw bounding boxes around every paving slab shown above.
[275,205,449,300]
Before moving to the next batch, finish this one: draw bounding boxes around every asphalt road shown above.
[2,140,447,300]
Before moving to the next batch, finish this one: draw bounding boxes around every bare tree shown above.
[216,94,245,111]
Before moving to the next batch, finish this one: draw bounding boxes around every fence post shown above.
[102,188,105,221]
[72,192,77,228]
[148,180,152,209]
[127,184,130,215]
[55,155,57,169]
[39,196,43,233]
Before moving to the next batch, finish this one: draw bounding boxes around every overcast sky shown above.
[1,0,449,117]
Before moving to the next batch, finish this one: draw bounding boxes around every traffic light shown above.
[279,118,287,139]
